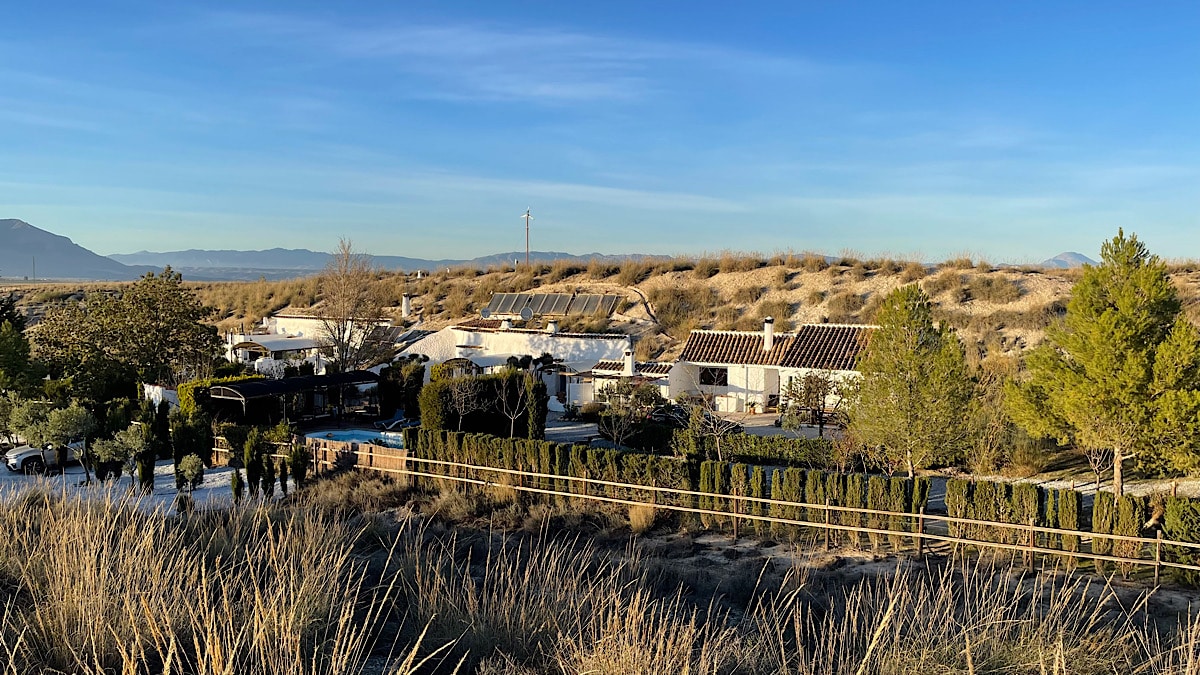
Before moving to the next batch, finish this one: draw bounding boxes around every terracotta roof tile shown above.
[678,324,875,371]
[678,331,795,366]
[780,324,874,371]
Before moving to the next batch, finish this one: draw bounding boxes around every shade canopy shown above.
[209,371,379,403]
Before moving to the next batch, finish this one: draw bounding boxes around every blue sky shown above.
[1,2,1198,262]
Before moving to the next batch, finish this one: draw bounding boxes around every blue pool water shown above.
[305,429,405,449]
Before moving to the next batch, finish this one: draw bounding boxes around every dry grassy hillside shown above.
[12,253,1200,363]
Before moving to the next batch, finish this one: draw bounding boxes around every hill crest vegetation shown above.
[12,250,1200,362]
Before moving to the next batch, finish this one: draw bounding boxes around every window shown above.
[699,367,728,387]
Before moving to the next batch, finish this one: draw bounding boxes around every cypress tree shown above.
[278,458,289,496]
[1093,491,1117,573]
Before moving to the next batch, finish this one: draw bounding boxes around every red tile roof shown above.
[678,324,874,371]
[678,330,794,366]
[780,324,874,371]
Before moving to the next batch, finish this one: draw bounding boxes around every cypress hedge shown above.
[1092,491,1116,574]
[944,478,972,539]
[1165,496,1200,587]
[749,466,768,536]
[1058,488,1082,567]
[1113,494,1147,578]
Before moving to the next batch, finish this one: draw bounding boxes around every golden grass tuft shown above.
[628,504,658,534]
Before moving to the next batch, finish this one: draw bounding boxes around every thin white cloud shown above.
[352,170,748,213]
[199,10,841,104]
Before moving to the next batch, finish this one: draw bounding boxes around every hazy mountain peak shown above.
[1040,252,1097,269]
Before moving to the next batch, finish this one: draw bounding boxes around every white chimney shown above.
[763,316,775,352]
[623,349,636,376]
[401,294,412,318]
[501,318,513,330]
[546,319,559,334]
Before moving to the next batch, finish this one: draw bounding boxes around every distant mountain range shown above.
[1,218,1100,281]
[0,219,155,280]
[108,248,662,280]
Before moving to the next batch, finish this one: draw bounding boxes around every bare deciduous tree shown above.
[497,370,531,438]
[449,376,488,432]
[598,408,639,449]
[318,239,390,371]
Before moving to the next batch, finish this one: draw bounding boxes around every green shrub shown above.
[912,477,931,514]
[1009,483,1042,527]
[288,444,311,487]
[178,454,204,491]
[278,458,289,496]
[1043,489,1059,548]
[1165,496,1200,587]
[945,479,972,538]
[230,468,244,502]
[805,470,826,524]
[1113,495,1147,578]
[1092,491,1116,573]
[887,477,911,547]
[866,475,889,549]
[418,371,548,438]
[749,465,767,535]
[1059,489,1082,565]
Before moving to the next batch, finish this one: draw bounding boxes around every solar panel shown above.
[547,293,573,314]
[484,292,622,318]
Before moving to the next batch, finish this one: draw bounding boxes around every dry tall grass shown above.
[4,477,1200,674]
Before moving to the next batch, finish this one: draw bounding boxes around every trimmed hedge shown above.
[407,429,691,497]
[417,371,549,439]
[1165,496,1200,587]
[671,431,836,467]
[1113,495,1148,578]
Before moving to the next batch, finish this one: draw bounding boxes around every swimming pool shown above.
[305,429,405,449]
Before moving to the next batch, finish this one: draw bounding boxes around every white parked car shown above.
[4,441,83,474]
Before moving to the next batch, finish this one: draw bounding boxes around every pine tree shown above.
[1007,230,1200,495]
[847,284,973,477]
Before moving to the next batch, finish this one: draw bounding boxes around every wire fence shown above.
[214,439,1200,583]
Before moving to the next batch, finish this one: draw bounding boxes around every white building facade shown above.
[670,320,875,413]
[400,318,633,410]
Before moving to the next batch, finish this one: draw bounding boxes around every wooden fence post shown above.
[1026,519,1035,569]
[824,498,831,551]
[1155,530,1164,585]
[917,506,926,559]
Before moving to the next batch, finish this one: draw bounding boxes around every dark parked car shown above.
[646,405,743,434]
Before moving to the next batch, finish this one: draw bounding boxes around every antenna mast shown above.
[521,208,533,268]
